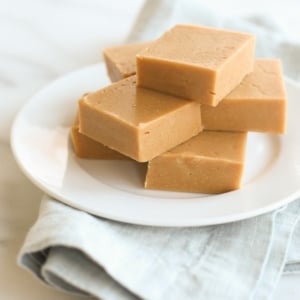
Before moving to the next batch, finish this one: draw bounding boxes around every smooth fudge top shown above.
[79,75,202,162]
[226,59,286,100]
[137,24,255,70]
[136,24,255,106]
[81,75,198,126]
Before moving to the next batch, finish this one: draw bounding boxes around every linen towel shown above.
[18,1,300,299]
[19,195,300,300]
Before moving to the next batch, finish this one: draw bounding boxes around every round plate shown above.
[11,63,300,227]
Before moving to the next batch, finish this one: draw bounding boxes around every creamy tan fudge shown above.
[202,59,287,133]
[103,42,151,82]
[145,131,247,194]
[71,114,128,159]
[79,75,202,162]
[137,24,255,106]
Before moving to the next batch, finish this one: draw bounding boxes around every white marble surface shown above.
[1,0,300,299]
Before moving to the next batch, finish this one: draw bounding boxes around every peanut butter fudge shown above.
[79,76,202,162]
[145,131,247,194]
[103,42,151,82]
[137,24,255,106]
[71,114,128,159]
[202,59,287,133]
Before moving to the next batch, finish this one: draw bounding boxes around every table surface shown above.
[1,0,300,299]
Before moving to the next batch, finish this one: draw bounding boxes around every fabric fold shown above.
[19,195,300,300]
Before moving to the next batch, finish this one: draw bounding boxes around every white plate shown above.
[11,63,300,227]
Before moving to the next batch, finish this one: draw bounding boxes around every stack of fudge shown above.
[71,24,287,194]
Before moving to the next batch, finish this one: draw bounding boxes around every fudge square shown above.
[137,24,255,106]
[145,131,247,194]
[103,41,151,82]
[79,75,202,162]
[202,59,287,133]
[71,114,129,159]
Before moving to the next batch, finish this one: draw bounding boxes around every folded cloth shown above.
[18,1,300,299]
[18,195,300,300]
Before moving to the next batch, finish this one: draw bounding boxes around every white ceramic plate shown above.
[11,63,300,227]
